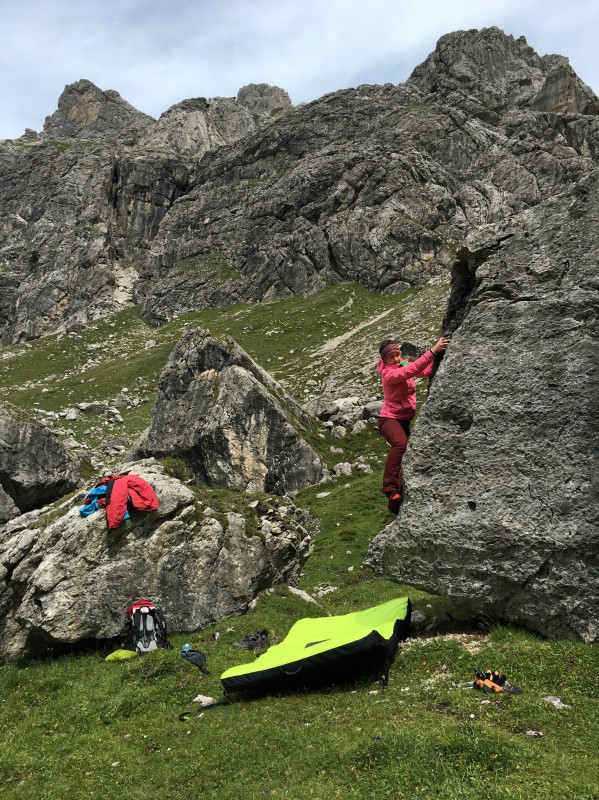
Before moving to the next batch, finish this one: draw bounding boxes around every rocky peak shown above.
[408,26,598,122]
[236,83,293,117]
[42,78,154,142]
[1,29,598,344]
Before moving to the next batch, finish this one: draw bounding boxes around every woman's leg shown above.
[378,418,410,496]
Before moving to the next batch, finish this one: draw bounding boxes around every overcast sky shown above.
[1,0,597,139]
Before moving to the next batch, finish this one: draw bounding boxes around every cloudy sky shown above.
[1,0,597,139]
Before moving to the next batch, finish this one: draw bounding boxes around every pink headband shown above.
[381,343,401,359]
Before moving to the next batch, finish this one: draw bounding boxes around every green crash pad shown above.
[221,596,411,693]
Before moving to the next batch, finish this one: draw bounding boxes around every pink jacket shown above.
[377,349,436,420]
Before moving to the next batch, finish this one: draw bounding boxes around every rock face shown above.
[408,27,599,122]
[366,168,599,643]
[0,81,286,341]
[135,95,267,160]
[0,402,80,520]
[236,83,293,117]
[132,330,326,494]
[1,28,597,341]
[0,460,317,660]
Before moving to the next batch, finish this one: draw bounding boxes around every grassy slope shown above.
[0,281,447,460]
[0,283,598,799]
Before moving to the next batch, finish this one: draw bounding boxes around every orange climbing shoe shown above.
[386,492,402,514]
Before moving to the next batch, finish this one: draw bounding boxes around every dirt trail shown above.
[313,308,394,356]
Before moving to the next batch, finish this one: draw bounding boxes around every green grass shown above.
[0,571,597,799]
[1,470,597,800]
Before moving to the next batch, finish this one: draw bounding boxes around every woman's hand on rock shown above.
[431,336,451,354]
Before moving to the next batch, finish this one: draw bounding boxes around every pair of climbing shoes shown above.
[473,670,523,695]
[232,629,270,651]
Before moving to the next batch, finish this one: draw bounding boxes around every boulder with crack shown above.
[366,169,599,643]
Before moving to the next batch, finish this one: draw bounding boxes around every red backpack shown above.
[126,599,171,653]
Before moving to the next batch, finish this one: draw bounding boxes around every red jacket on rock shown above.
[95,474,160,529]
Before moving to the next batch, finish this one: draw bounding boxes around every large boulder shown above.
[132,330,325,494]
[366,169,599,642]
[0,460,317,660]
[0,402,80,520]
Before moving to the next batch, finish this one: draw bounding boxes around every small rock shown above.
[411,610,427,628]
[314,584,337,597]
[543,696,571,710]
[77,401,109,414]
[287,586,318,604]
[192,694,217,707]
[113,393,131,410]
[62,436,84,449]
[333,462,352,477]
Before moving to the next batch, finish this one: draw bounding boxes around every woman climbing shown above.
[377,335,451,513]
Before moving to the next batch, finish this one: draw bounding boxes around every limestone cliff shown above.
[1,27,597,342]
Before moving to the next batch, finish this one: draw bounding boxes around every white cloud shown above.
[0,0,597,138]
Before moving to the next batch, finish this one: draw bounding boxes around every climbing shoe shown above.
[386,492,402,514]
[483,670,523,695]
[473,671,502,693]
[473,670,523,695]
[232,629,270,651]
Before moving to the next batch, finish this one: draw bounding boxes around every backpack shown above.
[126,598,171,653]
